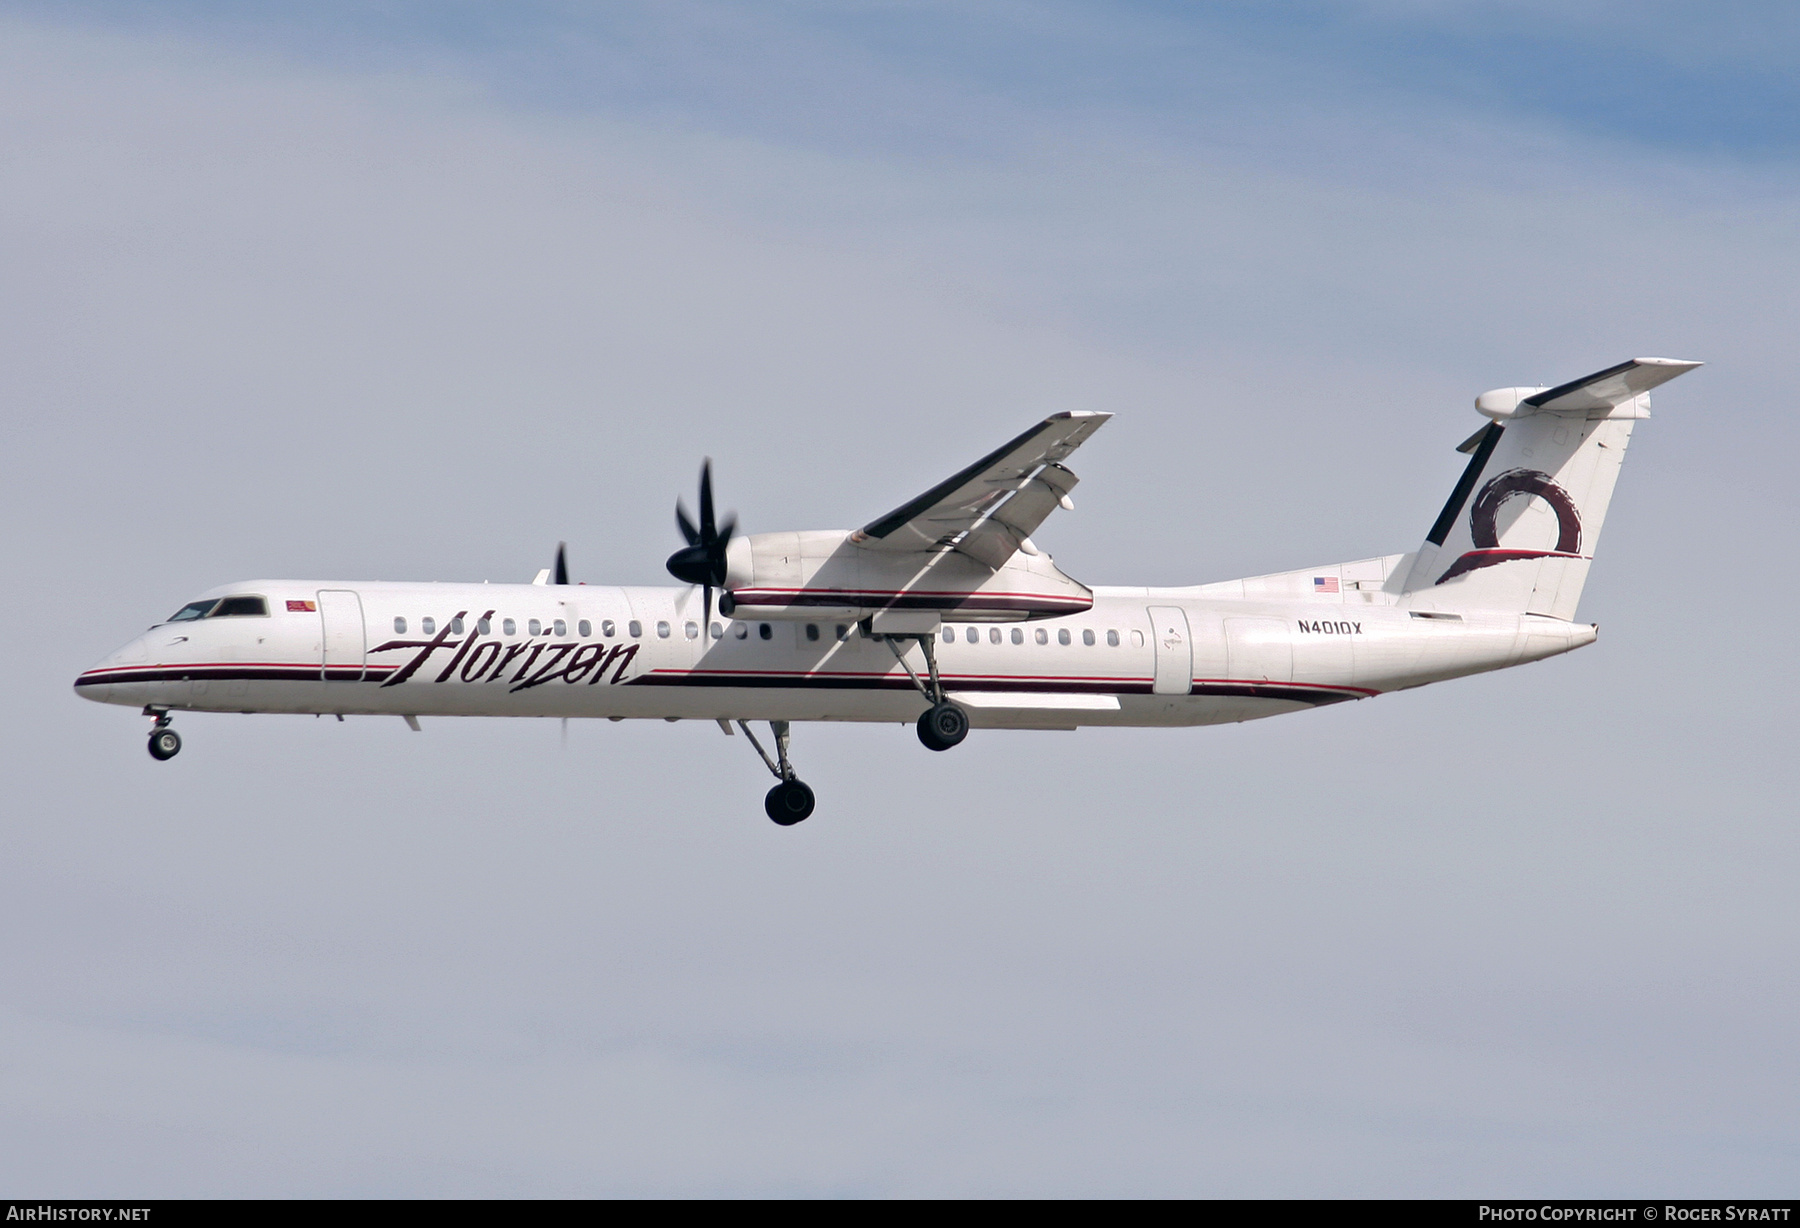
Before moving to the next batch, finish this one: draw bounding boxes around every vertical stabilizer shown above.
[1402,358,1699,619]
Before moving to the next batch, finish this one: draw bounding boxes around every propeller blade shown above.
[667,457,739,595]
[698,459,716,545]
[703,584,713,637]
[554,542,569,585]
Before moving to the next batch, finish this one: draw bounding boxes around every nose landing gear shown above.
[145,707,181,761]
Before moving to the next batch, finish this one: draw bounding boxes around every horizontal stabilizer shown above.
[1522,357,1701,414]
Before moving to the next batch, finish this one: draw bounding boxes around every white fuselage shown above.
[74,569,1596,729]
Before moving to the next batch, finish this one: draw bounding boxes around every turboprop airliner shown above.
[76,357,1698,824]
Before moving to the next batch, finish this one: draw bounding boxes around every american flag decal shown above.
[287,599,317,612]
[1313,576,1339,594]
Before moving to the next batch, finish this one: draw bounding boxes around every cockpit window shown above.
[167,600,218,622]
[166,595,267,623]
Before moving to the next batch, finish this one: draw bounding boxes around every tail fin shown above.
[1401,357,1700,618]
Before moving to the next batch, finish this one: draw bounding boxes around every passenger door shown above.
[1147,606,1192,695]
[318,590,366,682]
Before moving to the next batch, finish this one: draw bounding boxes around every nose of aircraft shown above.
[74,633,152,704]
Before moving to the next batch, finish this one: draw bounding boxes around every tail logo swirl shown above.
[1437,468,1583,584]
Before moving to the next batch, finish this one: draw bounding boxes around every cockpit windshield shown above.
[164,595,268,623]
[167,600,218,622]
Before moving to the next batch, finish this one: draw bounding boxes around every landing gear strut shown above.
[145,707,181,761]
[737,720,816,826]
[881,632,970,753]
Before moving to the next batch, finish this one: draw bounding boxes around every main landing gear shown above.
[916,701,969,751]
[880,632,970,753]
[737,720,816,826]
[145,707,181,761]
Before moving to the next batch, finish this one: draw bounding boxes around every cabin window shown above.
[602,619,615,637]
[989,627,1001,644]
[422,617,437,635]
[477,617,490,635]
[942,627,955,643]
[167,599,218,622]
[685,621,699,640]
[734,623,749,640]
[578,620,591,637]
[836,624,849,642]
[554,619,567,637]
[1035,628,1048,645]
[503,618,517,636]
[451,616,465,635]
[1058,628,1071,646]
[965,626,979,644]
[1010,627,1023,644]
[805,624,820,642]
[656,621,670,638]
[759,623,772,640]
[629,620,643,638]
[1106,629,1119,647]
[1131,630,1145,648]
[211,596,268,617]
[528,619,541,636]
[394,617,407,634]
[1082,629,1095,646]
[712,622,725,639]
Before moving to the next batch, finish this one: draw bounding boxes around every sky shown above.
[1,1,1795,1197]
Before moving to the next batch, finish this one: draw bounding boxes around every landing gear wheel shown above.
[147,728,182,761]
[764,779,815,826]
[916,701,969,752]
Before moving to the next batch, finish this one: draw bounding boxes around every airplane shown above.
[75,357,1699,825]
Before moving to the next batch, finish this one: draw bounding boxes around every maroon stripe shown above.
[731,590,1090,614]
[1192,677,1378,698]
[733,587,1089,601]
[1189,682,1367,706]
[75,663,398,686]
[628,670,1155,695]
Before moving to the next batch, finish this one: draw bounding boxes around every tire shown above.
[916,701,969,752]
[764,779,815,825]
[147,728,182,761]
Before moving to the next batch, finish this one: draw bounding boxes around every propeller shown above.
[665,459,736,633]
[553,542,569,585]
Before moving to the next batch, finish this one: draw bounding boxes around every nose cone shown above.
[74,634,152,704]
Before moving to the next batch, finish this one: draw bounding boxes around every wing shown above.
[852,411,1112,569]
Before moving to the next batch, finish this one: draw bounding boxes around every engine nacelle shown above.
[722,530,1092,623]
